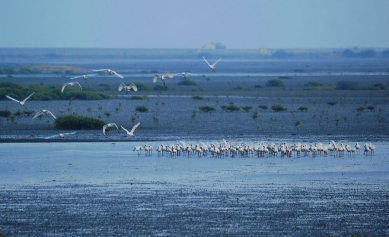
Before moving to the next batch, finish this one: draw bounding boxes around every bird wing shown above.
[111,70,124,78]
[73,81,82,89]
[163,71,174,78]
[21,92,35,103]
[93,69,109,72]
[6,95,20,103]
[85,73,97,77]
[121,126,130,134]
[45,134,58,139]
[112,123,119,130]
[211,58,222,67]
[129,83,138,91]
[202,56,211,67]
[63,132,76,135]
[33,111,44,119]
[61,84,68,93]
[47,110,56,119]
[130,122,140,134]
[201,42,215,49]
[153,74,159,83]
[118,83,126,91]
[103,124,108,135]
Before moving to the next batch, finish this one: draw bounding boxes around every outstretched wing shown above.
[120,126,130,134]
[33,111,44,119]
[63,132,76,135]
[103,124,108,135]
[47,110,56,119]
[211,58,222,67]
[93,69,109,72]
[118,83,126,91]
[73,81,82,89]
[21,92,34,103]
[201,42,215,49]
[130,122,140,134]
[6,95,20,103]
[45,134,58,139]
[61,84,68,93]
[153,74,159,83]
[163,71,174,78]
[70,75,82,80]
[111,70,124,78]
[129,83,138,91]
[202,56,211,67]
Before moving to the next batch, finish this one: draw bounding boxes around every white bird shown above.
[61,81,82,93]
[153,71,173,85]
[33,109,56,119]
[45,132,76,139]
[93,69,123,78]
[103,123,119,135]
[70,74,97,80]
[203,56,222,72]
[174,72,198,79]
[121,122,140,137]
[118,83,138,92]
[6,92,34,106]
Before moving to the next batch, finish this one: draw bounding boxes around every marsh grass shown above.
[55,114,106,130]
[221,102,240,112]
[135,105,148,112]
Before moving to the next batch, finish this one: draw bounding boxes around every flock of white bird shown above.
[5,56,222,139]
[133,140,376,158]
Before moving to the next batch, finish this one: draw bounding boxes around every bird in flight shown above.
[45,132,76,139]
[174,72,198,79]
[61,81,82,93]
[203,56,222,72]
[93,69,124,78]
[153,71,173,85]
[6,92,34,106]
[121,122,140,137]
[118,83,138,93]
[103,123,120,135]
[70,74,97,80]
[33,109,56,119]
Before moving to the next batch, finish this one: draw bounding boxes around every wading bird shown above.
[118,83,138,93]
[45,132,76,139]
[203,56,222,72]
[103,123,120,135]
[6,92,34,106]
[70,74,97,80]
[93,69,123,78]
[61,81,82,93]
[121,122,140,137]
[153,71,173,85]
[33,109,56,119]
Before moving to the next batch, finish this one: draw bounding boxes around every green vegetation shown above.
[298,106,308,112]
[55,114,106,130]
[0,110,12,118]
[327,101,338,106]
[198,105,215,113]
[304,81,323,87]
[220,102,240,112]
[355,106,365,112]
[135,105,149,112]
[0,81,110,101]
[153,85,168,91]
[177,78,197,86]
[336,80,357,90]
[271,104,287,112]
[129,95,148,100]
[191,95,204,100]
[241,106,252,112]
[252,111,258,120]
[13,109,34,117]
[133,82,151,91]
[366,105,375,111]
[265,78,284,87]
[258,104,268,110]
[254,84,262,88]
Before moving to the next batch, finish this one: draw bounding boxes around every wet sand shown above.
[0,141,388,236]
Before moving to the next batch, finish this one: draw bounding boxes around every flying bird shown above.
[118,83,138,93]
[103,123,120,135]
[45,132,76,139]
[174,72,198,79]
[33,109,56,119]
[153,71,173,85]
[70,74,97,80]
[203,56,222,72]
[61,81,82,93]
[6,92,34,106]
[121,122,140,137]
[93,69,124,78]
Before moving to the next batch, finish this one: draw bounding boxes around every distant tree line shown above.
[342,48,389,58]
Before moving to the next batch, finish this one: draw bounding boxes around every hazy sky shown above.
[1,0,388,49]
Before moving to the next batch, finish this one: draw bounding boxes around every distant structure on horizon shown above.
[201,42,226,49]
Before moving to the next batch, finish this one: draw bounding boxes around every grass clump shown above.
[304,81,323,87]
[221,102,240,112]
[198,105,215,113]
[55,114,106,130]
[191,95,204,100]
[271,104,287,112]
[177,78,197,86]
[0,110,12,118]
[133,82,151,91]
[135,105,149,112]
[129,95,148,100]
[265,78,284,87]
[298,106,308,112]
[327,101,338,106]
[258,104,268,110]
[241,106,252,112]
[153,85,168,91]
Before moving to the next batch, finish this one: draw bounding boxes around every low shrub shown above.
[0,110,12,118]
[198,105,215,113]
[241,106,252,112]
[271,104,287,112]
[298,106,308,112]
[55,114,106,130]
[265,78,284,87]
[327,101,338,106]
[221,102,240,112]
[177,78,197,86]
[135,105,148,112]
[304,81,323,87]
[129,95,148,100]
[191,95,204,100]
[133,82,151,91]
[153,85,168,91]
[258,104,268,110]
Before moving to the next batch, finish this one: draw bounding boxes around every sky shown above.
[0,0,388,49]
